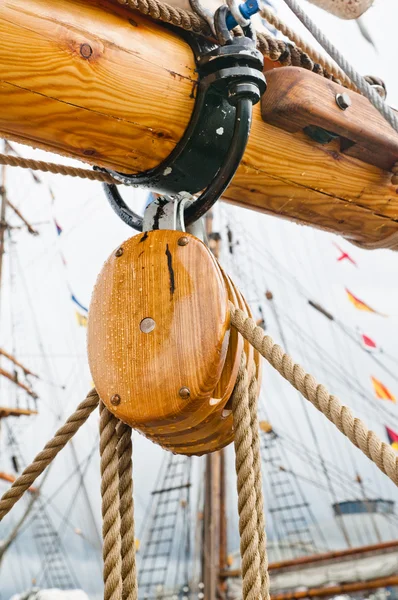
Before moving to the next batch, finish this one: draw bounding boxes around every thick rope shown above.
[0,389,99,521]
[230,302,398,486]
[259,6,356,91]
[0,154,118,184]
[281,0,398,134]
[116,0,339,82]
[231,352,262,600]
[117,421,138,600]
[100,402,123,600]
[247,358,269,600]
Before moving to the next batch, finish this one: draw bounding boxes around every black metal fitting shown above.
[101,16,266,231]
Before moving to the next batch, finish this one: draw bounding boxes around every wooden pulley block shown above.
[88,230,231,436]
[159,275,262,456]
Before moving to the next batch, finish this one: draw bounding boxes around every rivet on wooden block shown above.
[178,387,191,399]
[110,394,121,406]
[115,247,124,257]
[178,236,189,246]
[140,317,156,333]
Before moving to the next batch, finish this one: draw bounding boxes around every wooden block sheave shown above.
[87,230,261,455]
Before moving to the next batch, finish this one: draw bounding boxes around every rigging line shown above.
[277,439,330,551]
[281,0,398,134]
[14,250,102,546]
[221,212,319,471]
[260,434,317,557]
[34,498,80,591]
[264,281,353,547]
[278,311,398,427]
[309,233,387,543]
[57,435,102,550]
[243,232,398,385]
[13,443,99,541]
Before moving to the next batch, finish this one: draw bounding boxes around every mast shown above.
[202,211,228,600]
[0,141,7,315]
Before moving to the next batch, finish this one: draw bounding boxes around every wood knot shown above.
[80,43,93,59]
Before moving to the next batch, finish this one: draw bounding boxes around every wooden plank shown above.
[0,367,38,398]
[0,406,38,418]
[261,67,398,171]
[0,471,38,493]
[0,0,398,248]
[270,576,398,600]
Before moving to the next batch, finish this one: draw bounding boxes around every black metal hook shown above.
[101,20,266,231]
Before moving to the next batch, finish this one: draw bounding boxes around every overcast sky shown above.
[1,0,398,598]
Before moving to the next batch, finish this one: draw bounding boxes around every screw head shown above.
[115,247,124,257]
[110,394,121,406]
[178,236,189,246]
[335,93,351,111]
[140,317,156,333]
[179,387,191,399]
[80,43,93,59]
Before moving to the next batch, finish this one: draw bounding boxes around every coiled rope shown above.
[1,309,398,598]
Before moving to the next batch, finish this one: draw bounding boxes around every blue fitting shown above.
[226,0,261,30]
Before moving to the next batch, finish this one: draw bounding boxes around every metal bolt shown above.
[179,387,190,399]
[115,247,124,257]
[140,317,156,333]
[110,394,121,406]
[80,43,93,59]
[178,236,189,246]
[335,93,351,111]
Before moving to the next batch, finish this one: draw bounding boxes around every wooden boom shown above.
[1,0,398,248]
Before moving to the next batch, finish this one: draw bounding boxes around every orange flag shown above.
[371,376,396,403]
[346,289,386,316]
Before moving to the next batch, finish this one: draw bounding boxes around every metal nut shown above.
[115,247,124,257]
[110,394,121,406]
[140,317,156,333]
[179,387,191,399]
[335,93,351,111]
[178,236,189,246]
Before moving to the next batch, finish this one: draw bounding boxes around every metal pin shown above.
[335,93,351,111]
[115,247,124,257]
[110,394,121,406]
[178,236,189,246]
[140,317,156,333]
[179,387,191,399]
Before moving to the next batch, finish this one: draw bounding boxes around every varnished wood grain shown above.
[261,67,398,171]
[150,270,241,446]
[1,1,398,247]
[87,230,230,433]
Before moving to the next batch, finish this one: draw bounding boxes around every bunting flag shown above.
[361,333,377,349]
[386,426,398,450]
[75,311,88,327]
[371,376,396,403]
[54,219,63,236]
[346,289,386,316]
[71,294,88,314]
[333,243,357,267]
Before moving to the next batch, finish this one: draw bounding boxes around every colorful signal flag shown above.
[371,376,396,403]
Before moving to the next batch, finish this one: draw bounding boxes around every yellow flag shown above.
[75,311,88,327]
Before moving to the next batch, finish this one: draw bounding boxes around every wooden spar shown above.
[0,367,38,398]
[0,471,38,493]
[220,539,398,578]
[0,1,398,248]
[270,576,398,600]
[0,348,39,378]
[0,406,38,418]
